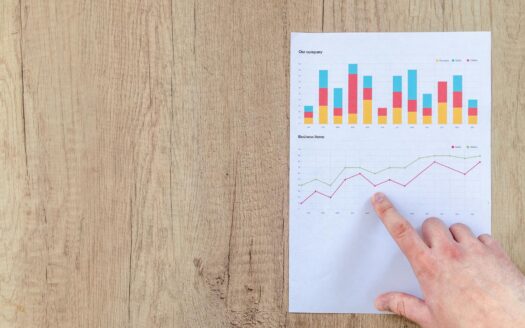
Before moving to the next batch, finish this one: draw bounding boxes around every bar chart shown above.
[302,65,479,126]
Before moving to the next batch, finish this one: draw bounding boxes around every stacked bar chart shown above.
[468,99,478,124]
[302,65,479,126]
[334,88,343,124]
[348,64,358,124]
[393,76,402,124]
[423,94,432,124]
[363,76,372,124]
[304,105,313,124]
[438,81,448,124]
[453,75,463,124]
[378,107,387,124]
[319,70,328,124]
[407,70,417,124]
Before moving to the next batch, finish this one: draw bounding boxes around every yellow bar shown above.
[348,113,357,124]
[453,107,462,124]
[304,117,313,124]
[378,116,387,124]
[468,115,478,124]
[423,115,432,124]
[393,107,402,124]
[408,111,417,124]
[438,103,447,124]
[334,115,342,124]
[319,106,328,124]
[363,100,372,124]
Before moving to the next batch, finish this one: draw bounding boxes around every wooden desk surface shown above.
[0,1,524,327]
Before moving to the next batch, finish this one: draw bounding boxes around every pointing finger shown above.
[371,192,429,266]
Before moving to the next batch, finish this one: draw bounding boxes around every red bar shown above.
[348,74,358,113]
[453,91,462,107]
[408,99,417,112]
[363,88,372,100]
[319,88,328,106]
[468,107,478,116]
[393,92,402,108]
[334,108,342,116]
[423,108,432,116]
[304,112,313,118]
[438,81,447,103]
[378,107,387,116]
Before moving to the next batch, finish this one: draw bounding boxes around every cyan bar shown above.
[408,69,417,100]
[334,88,343,108]
[319,70,328,88]
[423,94,432,108]
[348,64,358,75]
[304,105,313,112]
[393,76,402,92]
[453,75,463,92]
[468,99,478,108]
[363,76,372,89]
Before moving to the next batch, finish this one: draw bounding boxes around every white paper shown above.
[289,32,491,313]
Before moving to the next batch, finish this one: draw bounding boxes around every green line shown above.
[298,154,482,187]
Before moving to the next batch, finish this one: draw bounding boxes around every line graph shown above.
[299,154,481,187]
[299,160,482,204]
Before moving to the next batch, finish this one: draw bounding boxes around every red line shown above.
[299,161,482,204]
[300,191,317,204]
[316,191,332,198]
[463,161,482,174]
[402,161,435,185]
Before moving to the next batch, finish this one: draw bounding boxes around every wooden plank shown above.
[490,0,525,273]
[19,1,172,326]
[0,1,37,326]
[171,0,289,326]
[443,0,491,31]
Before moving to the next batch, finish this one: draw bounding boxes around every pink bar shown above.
[453,91,462,107]
[348,74,358,113]
[304,112,313,118]
[334,108,342,116]
[319,88,328,106]
[423,108,432,116]
[408,99,417,112]
[378,107,387,116]
[468,107,478,116]
[438,81,447,103]
[393,92,402,108]
[363,88,372,100]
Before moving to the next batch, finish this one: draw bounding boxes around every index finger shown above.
[371,192,429,264]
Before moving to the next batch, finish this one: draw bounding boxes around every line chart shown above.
[299,154,481,187]
[299,160,482,204]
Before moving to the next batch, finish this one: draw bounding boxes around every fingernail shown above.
[373,192,384,204]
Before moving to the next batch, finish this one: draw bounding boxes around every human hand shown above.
[371,192,525,328]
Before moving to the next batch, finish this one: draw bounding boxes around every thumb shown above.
[375,292,432,326]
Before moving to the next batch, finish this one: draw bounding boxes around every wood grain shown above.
[0,0,523,327]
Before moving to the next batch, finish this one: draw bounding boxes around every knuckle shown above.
[413,251,437,278]
[396,298,407,317]
[440,242,463,260]
[391,220,411,239]
[378,202,395,217]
